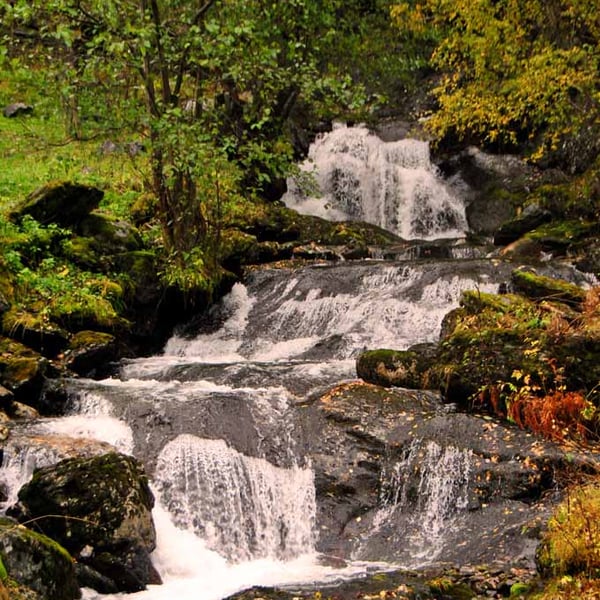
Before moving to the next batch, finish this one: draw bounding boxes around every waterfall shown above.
[283,124,467,240]
[153,435,316,562]
[356,440,472,566]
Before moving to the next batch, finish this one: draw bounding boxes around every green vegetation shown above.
[531,482,600,599]
[391,0,600,167]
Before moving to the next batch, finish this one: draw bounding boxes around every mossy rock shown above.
[356,345,438,389]
[75,212,143,254]
[64,330,117,376]
[0,336,47,405]
[2,307,70,358]
[14,452,159,593]
[511,268,586,307]
[60,236,104,270]
[0,517,79,600]
[525,220,599,254]
[10,181,103,226]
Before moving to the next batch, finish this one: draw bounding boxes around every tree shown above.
[391,0,600,168]
[0,0,365,271]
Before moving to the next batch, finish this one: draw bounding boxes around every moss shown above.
[511,269,586,307]
[427,577,473,599]
[0,518,78,600]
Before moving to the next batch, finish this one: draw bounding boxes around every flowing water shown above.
[283,123,467,240]
[0,127,594,598]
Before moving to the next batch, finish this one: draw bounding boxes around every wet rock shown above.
[494,205,552,246]
[356,344,438,389]
[12,452,159,593]
[510,267,586,307]
[0,337,48,409]
[10,182,103,227]
[64,330,117,376]
[2,308,71,358]
[301,380,594,568]
[0,516,79,600]
[3,103,33,118]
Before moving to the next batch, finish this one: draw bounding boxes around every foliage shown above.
[0,216,127,333]
[390,0,600,163]
[445,286,600,444]
[0,0,375,268]
[537,483,600,578]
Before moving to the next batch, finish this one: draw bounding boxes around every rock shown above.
[0,517,79,600]
[3,103,33,118]
[494,204,552,246]
[301,381,593,568]
[75,213,143,254]
[0,386,14,412]
[499,237,545,260]
[9,401,40,420]
[510,267,586,307]
[2,308,71,358]
[0,337,48,408]
[10,182,103,227]
[13,452,159,593]
[64,331,117,376]
[356,345,438,389]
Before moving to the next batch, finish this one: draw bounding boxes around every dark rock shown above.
[301,381,593,567]
[87,540,162,593]
[37,378,71,416]
[3,103,33,118]
[0,517,79,600]
[64,330,117,376]
[494,204,552,246]
[13,452,159,593]
[2,308,70,358]
[0,337,48,408]
[511,267,586,307]
[75,213,143,254]
[356,345,438,389]
[74,564,118,594]
[10,182,103,226]
[0,385,14,412]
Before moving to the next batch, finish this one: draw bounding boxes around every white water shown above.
[283,124,468,240]
[357,440,472,566]
[0,260,502,599]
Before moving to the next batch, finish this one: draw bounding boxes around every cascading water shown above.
[356,440,473,566]
[2,127,593,598]
[283,124,468,240]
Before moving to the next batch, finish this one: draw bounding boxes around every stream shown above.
[1,125,595,598]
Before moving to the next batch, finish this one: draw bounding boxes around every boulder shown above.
[356,344,438,389]
[3,103,33,118]
[10,182,103,227]
[0,517,79,600]
[0,337,48,409]
[63,330,117,376]
[12,452,160,593]
[301,381,593,568]
[494,204,552,246]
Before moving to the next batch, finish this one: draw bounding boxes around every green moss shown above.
[511,269,586,307]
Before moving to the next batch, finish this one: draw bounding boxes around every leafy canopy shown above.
[391,0,600,163]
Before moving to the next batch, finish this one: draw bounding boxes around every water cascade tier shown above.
[1,128,596,599]
[283,124,468,240]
